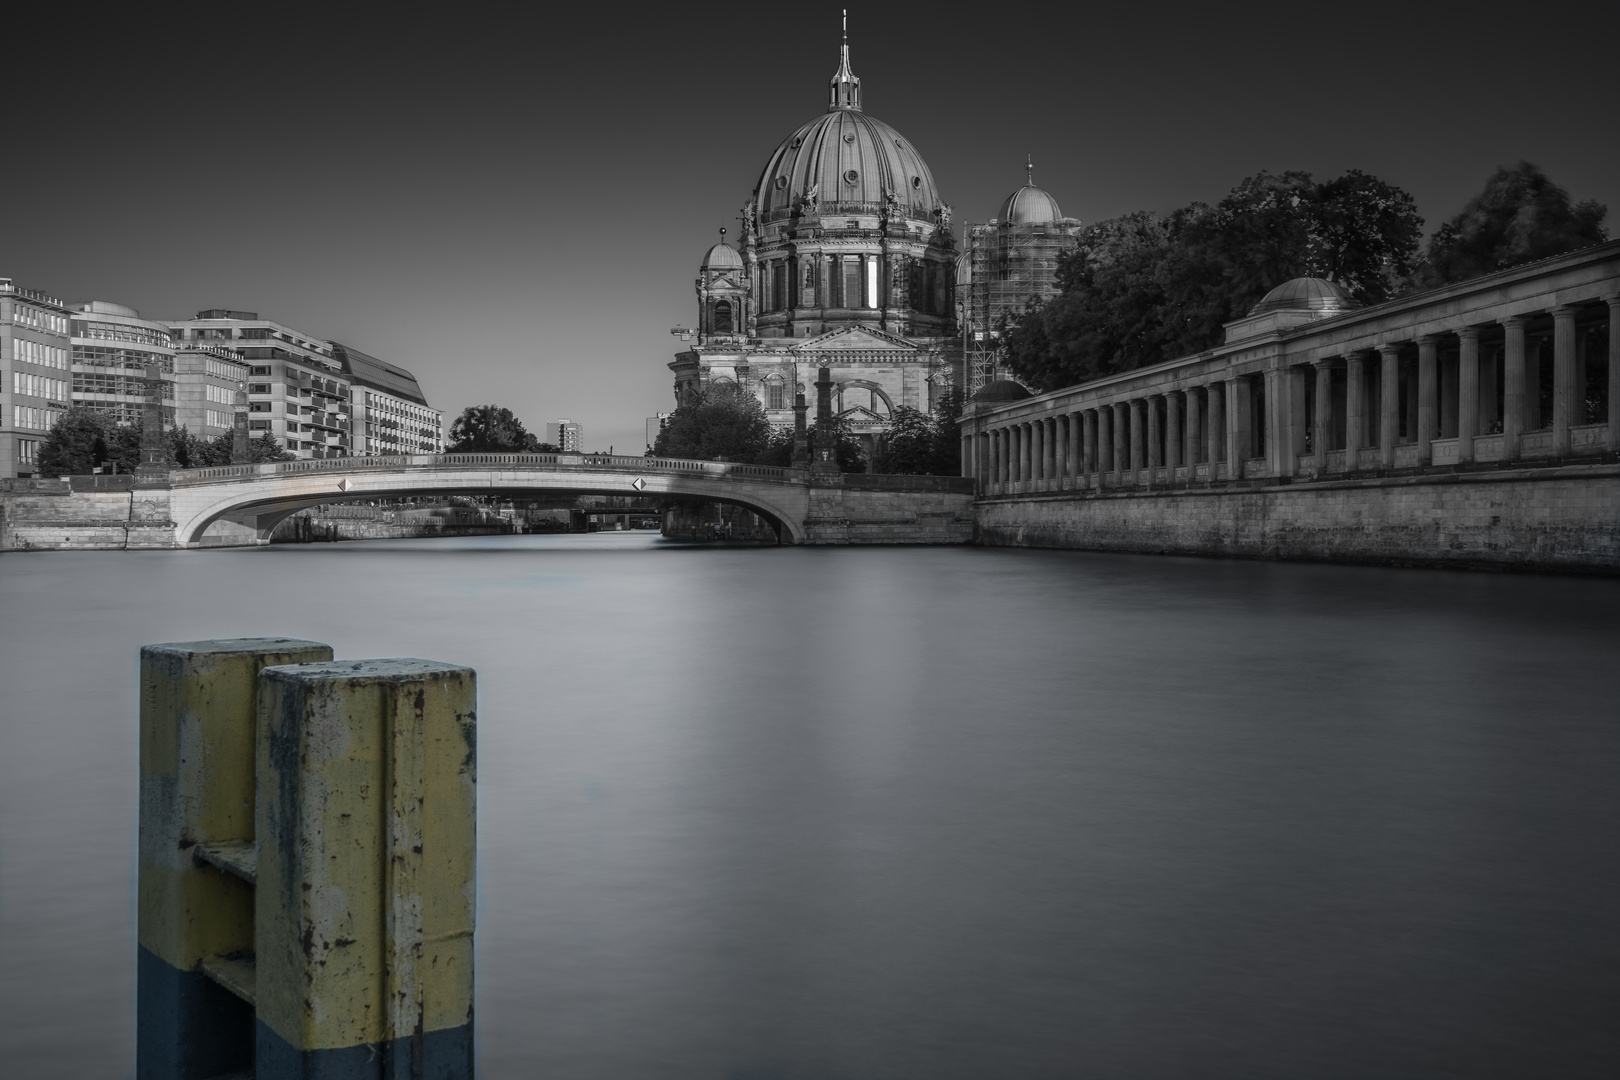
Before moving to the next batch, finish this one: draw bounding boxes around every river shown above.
[1,533,1616,1078]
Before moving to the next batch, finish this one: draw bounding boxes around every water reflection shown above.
[2,534,1616,1078]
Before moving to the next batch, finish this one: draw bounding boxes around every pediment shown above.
[790,325,919,353]
[837,405,888,425]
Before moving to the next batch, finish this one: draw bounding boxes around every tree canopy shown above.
[1004,169,1424,391]
[1423,162,1608,285]
[446,405,554,452]
[653,382,773,462]
[874,385,964,475]
[35,408,291,475]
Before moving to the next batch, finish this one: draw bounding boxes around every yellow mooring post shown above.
[138,638,334,1080]
[255,659,477,1078]
[136,643,477,1080]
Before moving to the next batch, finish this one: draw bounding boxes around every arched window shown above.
[713,300,733,333]
[765,376,785,410]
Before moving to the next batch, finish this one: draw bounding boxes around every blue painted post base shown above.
[256,1019,475,1079]
[136,946,253,1080]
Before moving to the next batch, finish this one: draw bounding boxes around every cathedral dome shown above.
[700,241,743,270]
[1249,277,1362,317]
[755,110,943,224]
[998,184,1063,224]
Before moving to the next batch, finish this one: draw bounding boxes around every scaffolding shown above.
[957,214,1082,395]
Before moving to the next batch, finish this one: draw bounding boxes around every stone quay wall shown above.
[803,482,976,545]
[973,464,1620,573]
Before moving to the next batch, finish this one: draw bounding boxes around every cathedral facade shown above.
[668,32,962,457]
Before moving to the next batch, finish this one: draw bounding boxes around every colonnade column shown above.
[1608,298,1620,452]
[1378,344,1400,468]
[1021,423,1033,483]
[1166,392,1182,474]
[1312,360,1332,467]
[1345,351,1365,469]
[1145,398,1160,480]
[1502,316,1526,460]
[1457,328,1479,464]
[1552,306,1578,456]
[1226,376,1247,478]
[1208,383,1225,475]
[1030,421,1043,482]
[1417,335,1438,464]
[1045,417,1058,482]
[1111,403,1127,482]
[1081,410,1095,487]
[1069,412,1082,484]
[1186,388,1202,471]
[1095,408,1110,487]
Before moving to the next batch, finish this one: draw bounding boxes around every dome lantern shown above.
[829,10,861,112]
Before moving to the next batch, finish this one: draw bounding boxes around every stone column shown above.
[1080,410,1094,485]
[1020,422,1032,483]
[1208,383,1225,472]
[1128,399,1145,479]
[1145,397,1161,476]
[1068,412,1081,483]
[1457,329,1479,464]
[1417,335,1438,464]
[1552,305,1579,456]
[1285,366,1308,476]
[1608,298,1620,451]
[1226,376,1248,478]
[1095,407,1111,486]
[1312,361,1332,467]
[1502,316,1526,460]
[1112,402,1128,482]
[1378,344,1400,468]
[1166,391,1182,473]
[1185,387,1202,468]
[1044,417,1058,481]
[962,433,974,481]
[1345,352,1365,469]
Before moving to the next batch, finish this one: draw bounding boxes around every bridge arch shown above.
[168,455,811,547]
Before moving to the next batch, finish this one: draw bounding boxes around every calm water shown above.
[1,534,1616,1078]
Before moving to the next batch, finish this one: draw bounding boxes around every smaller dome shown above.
[973,379,1033,403]
[701,242,743,271]
[1249,277,1362,317]
[998,184,1063,225]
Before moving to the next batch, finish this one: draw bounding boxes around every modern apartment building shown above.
[546,418,583,451]
[1,279,73,477]
[331,343,443,455]
[70,301,177,428]
[172,344,251,439]
[167,310,351,459]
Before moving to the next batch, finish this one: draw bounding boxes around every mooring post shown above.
[255,659,478,1078]
[138,638,334,1080]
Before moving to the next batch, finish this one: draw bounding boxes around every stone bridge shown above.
[0,453,977,550]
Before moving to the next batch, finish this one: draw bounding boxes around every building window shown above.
[765,376,785,410]
[713,300,733,333]
[843,259,861,309]
[17,438,38,464]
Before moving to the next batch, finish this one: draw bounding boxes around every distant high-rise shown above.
[547,418,583,452]
[646,412,670,453]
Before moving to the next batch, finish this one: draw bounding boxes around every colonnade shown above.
[963,295,1620,495]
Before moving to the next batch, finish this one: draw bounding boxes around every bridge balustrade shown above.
[172,454,800,485]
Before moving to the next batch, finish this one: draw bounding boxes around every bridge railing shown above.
[170,453,803,485]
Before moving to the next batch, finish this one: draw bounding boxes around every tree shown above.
[35,408,110,476]
[1424,162,1608,285]
[653,382,773,462]
[447,405,544,452]
[877,384,966,475]
[1004,169,1425,391]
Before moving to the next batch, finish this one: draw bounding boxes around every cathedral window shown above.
[772,263,787,313]
[765,376,785,410]
[843,260,861,310]
[713,300,733,333]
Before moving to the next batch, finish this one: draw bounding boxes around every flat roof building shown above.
[1,279,72,477]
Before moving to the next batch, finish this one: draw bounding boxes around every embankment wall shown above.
[973,465,1620,573]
